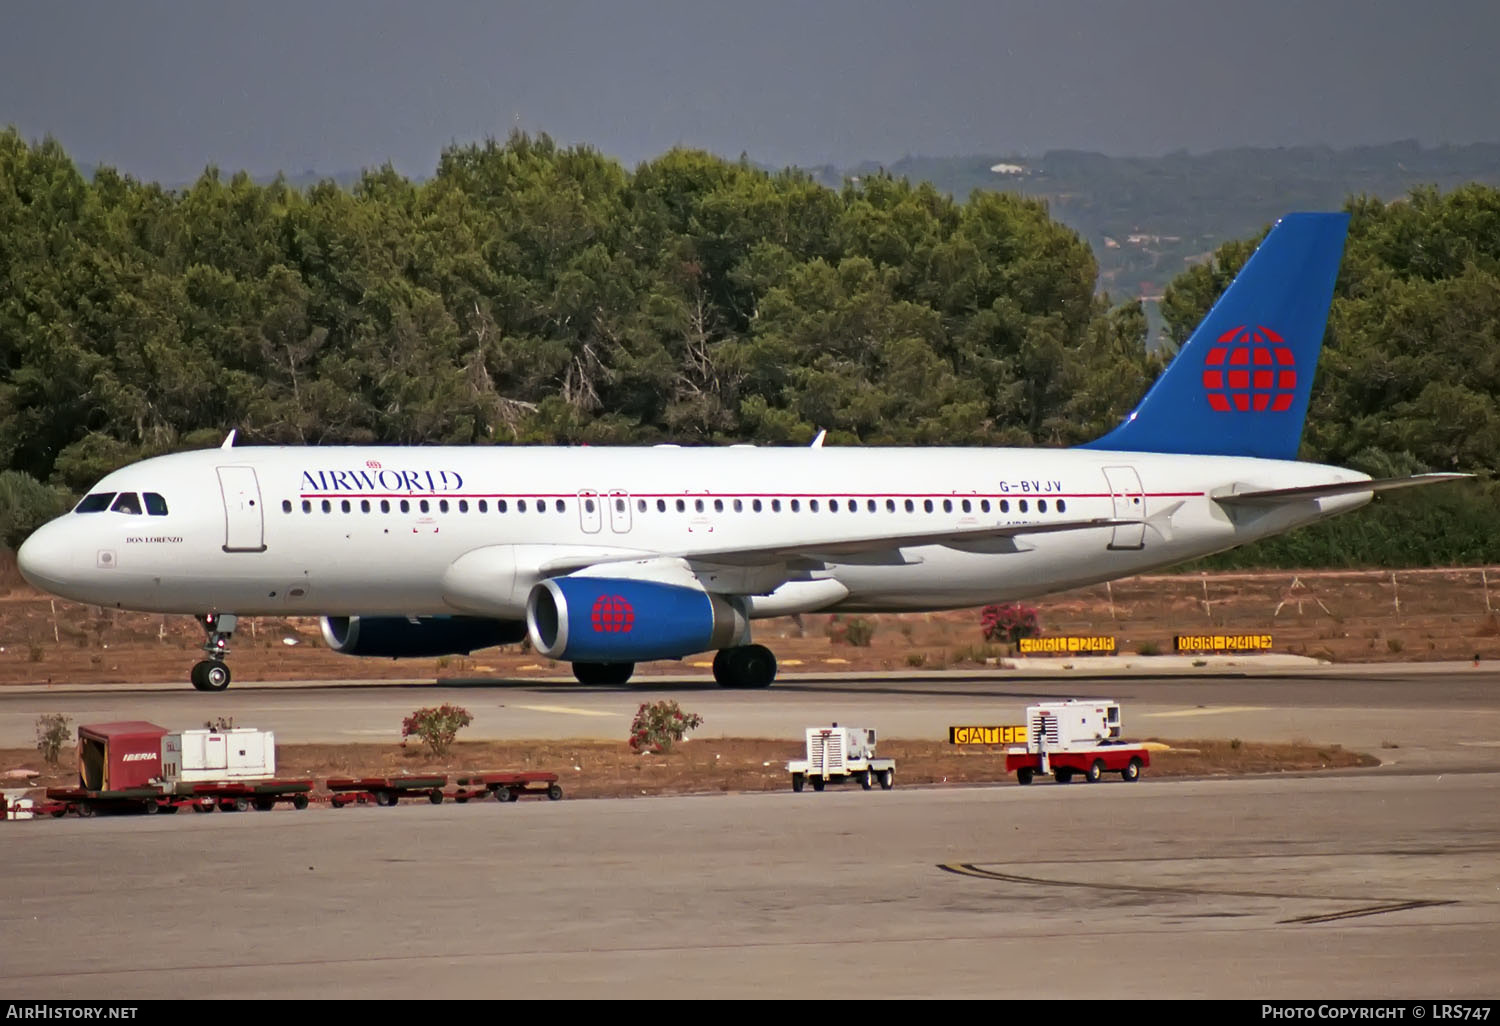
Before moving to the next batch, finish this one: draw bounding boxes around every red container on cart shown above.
[77,721,168,790]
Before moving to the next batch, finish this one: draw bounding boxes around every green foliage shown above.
[629,700,703,754]
[35,713,70,766]
[0,471,69,549]
[400,704,472,756]
[2,129,1499,569]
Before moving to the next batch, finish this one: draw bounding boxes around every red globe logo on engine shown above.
[590,594,635,633]
[1202,325,1297,412]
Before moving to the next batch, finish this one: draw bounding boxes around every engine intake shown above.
[526,577,748,662]
[320,615,526,658]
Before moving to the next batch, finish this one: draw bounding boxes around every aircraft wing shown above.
[537,516,1139,575]
[1213,473,1472,507]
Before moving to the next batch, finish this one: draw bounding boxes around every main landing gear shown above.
[191,613,237,692]
[713,645,777,688]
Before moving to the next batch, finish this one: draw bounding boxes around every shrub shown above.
[401,703,473,756]
[629,700,703,754]
[825,615,877,647]
[980,603,1040,643]
[35,713,70,766]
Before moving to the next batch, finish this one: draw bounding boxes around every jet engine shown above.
[526,577,748,663]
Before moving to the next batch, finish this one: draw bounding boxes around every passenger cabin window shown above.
[282,500,293,513]
[75,492,116,513]
[111,492,143,515]
[1057,499,1067,513]
[144,492,168,516]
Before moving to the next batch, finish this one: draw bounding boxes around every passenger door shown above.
[217,466,267,553]
[1102,466,1146,550]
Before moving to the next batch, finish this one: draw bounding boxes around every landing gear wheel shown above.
[1122,757,1142,782]
[1016,767,1035,786]
[878,768,894,790]
[191,660,230,692]
[713,645,778,688]
[1086,759,1104,784]
[571,662,635,686]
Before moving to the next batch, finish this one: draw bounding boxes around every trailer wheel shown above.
[546,783,564,801]
[1016,767,1034,785]
[232,797,251,813]
[428,790,443,805]
[1053,769,1073,784]
[143,800,160,814]
[254,797,276,811]
[791,773,805,793]
[1086,760,1104,784]
[292,794,309,810]
[50,809,66,818]
[76,804,94,818]
[811,776,825,792]
[858,770,872,790]
[878,768,894,790]
[1122,758,1142,782]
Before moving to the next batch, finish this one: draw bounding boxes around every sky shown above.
[2,0,1497,184]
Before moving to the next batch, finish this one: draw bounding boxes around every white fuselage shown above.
[17,445,1371,620]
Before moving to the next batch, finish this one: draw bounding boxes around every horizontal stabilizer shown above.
[1213,473,1472,507]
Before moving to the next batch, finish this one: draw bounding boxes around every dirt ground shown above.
[2,554,1499,687]
[1,737,1379,805]
[0,556,1475,803]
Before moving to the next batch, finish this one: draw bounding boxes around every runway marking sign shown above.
[1175,633,1273,652]
[948,725,1028,745]
[1018,636,1116,654]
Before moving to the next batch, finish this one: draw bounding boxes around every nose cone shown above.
[16,519,73,593]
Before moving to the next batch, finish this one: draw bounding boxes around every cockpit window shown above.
[144,492,168,516]
[75,493,116,513]
[110,492,143,515]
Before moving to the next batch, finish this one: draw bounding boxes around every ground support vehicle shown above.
[1003,700,1150,785]
[448,772,563,803]
[41,779,315,816]
[787,725,895,792]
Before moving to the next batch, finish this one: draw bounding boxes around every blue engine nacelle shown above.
[319,615,526,658]
[526,577,749,663]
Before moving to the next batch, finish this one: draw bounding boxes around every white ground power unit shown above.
[161,728,276,783]
[787,724,895,792]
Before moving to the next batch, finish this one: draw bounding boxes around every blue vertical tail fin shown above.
[1082,211,1350,460]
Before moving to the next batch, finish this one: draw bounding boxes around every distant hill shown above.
[798,140,1500,303]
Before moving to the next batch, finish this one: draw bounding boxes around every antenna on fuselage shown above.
[810,429,827,448]
[221,430,237,449]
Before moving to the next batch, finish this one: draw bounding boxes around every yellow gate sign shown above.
[1174,633,1273,652]
[1017,636,1116,654]
[948,725,1028,745]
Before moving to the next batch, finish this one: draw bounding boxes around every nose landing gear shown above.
[191,613,237,692]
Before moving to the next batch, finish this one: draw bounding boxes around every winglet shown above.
[810,430,827,449]
[221,430,237,449]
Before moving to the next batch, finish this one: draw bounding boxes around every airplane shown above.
[15,211,1469,691]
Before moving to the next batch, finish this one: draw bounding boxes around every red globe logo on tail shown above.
[1202,325,1297,412]
[590,594,635,633]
